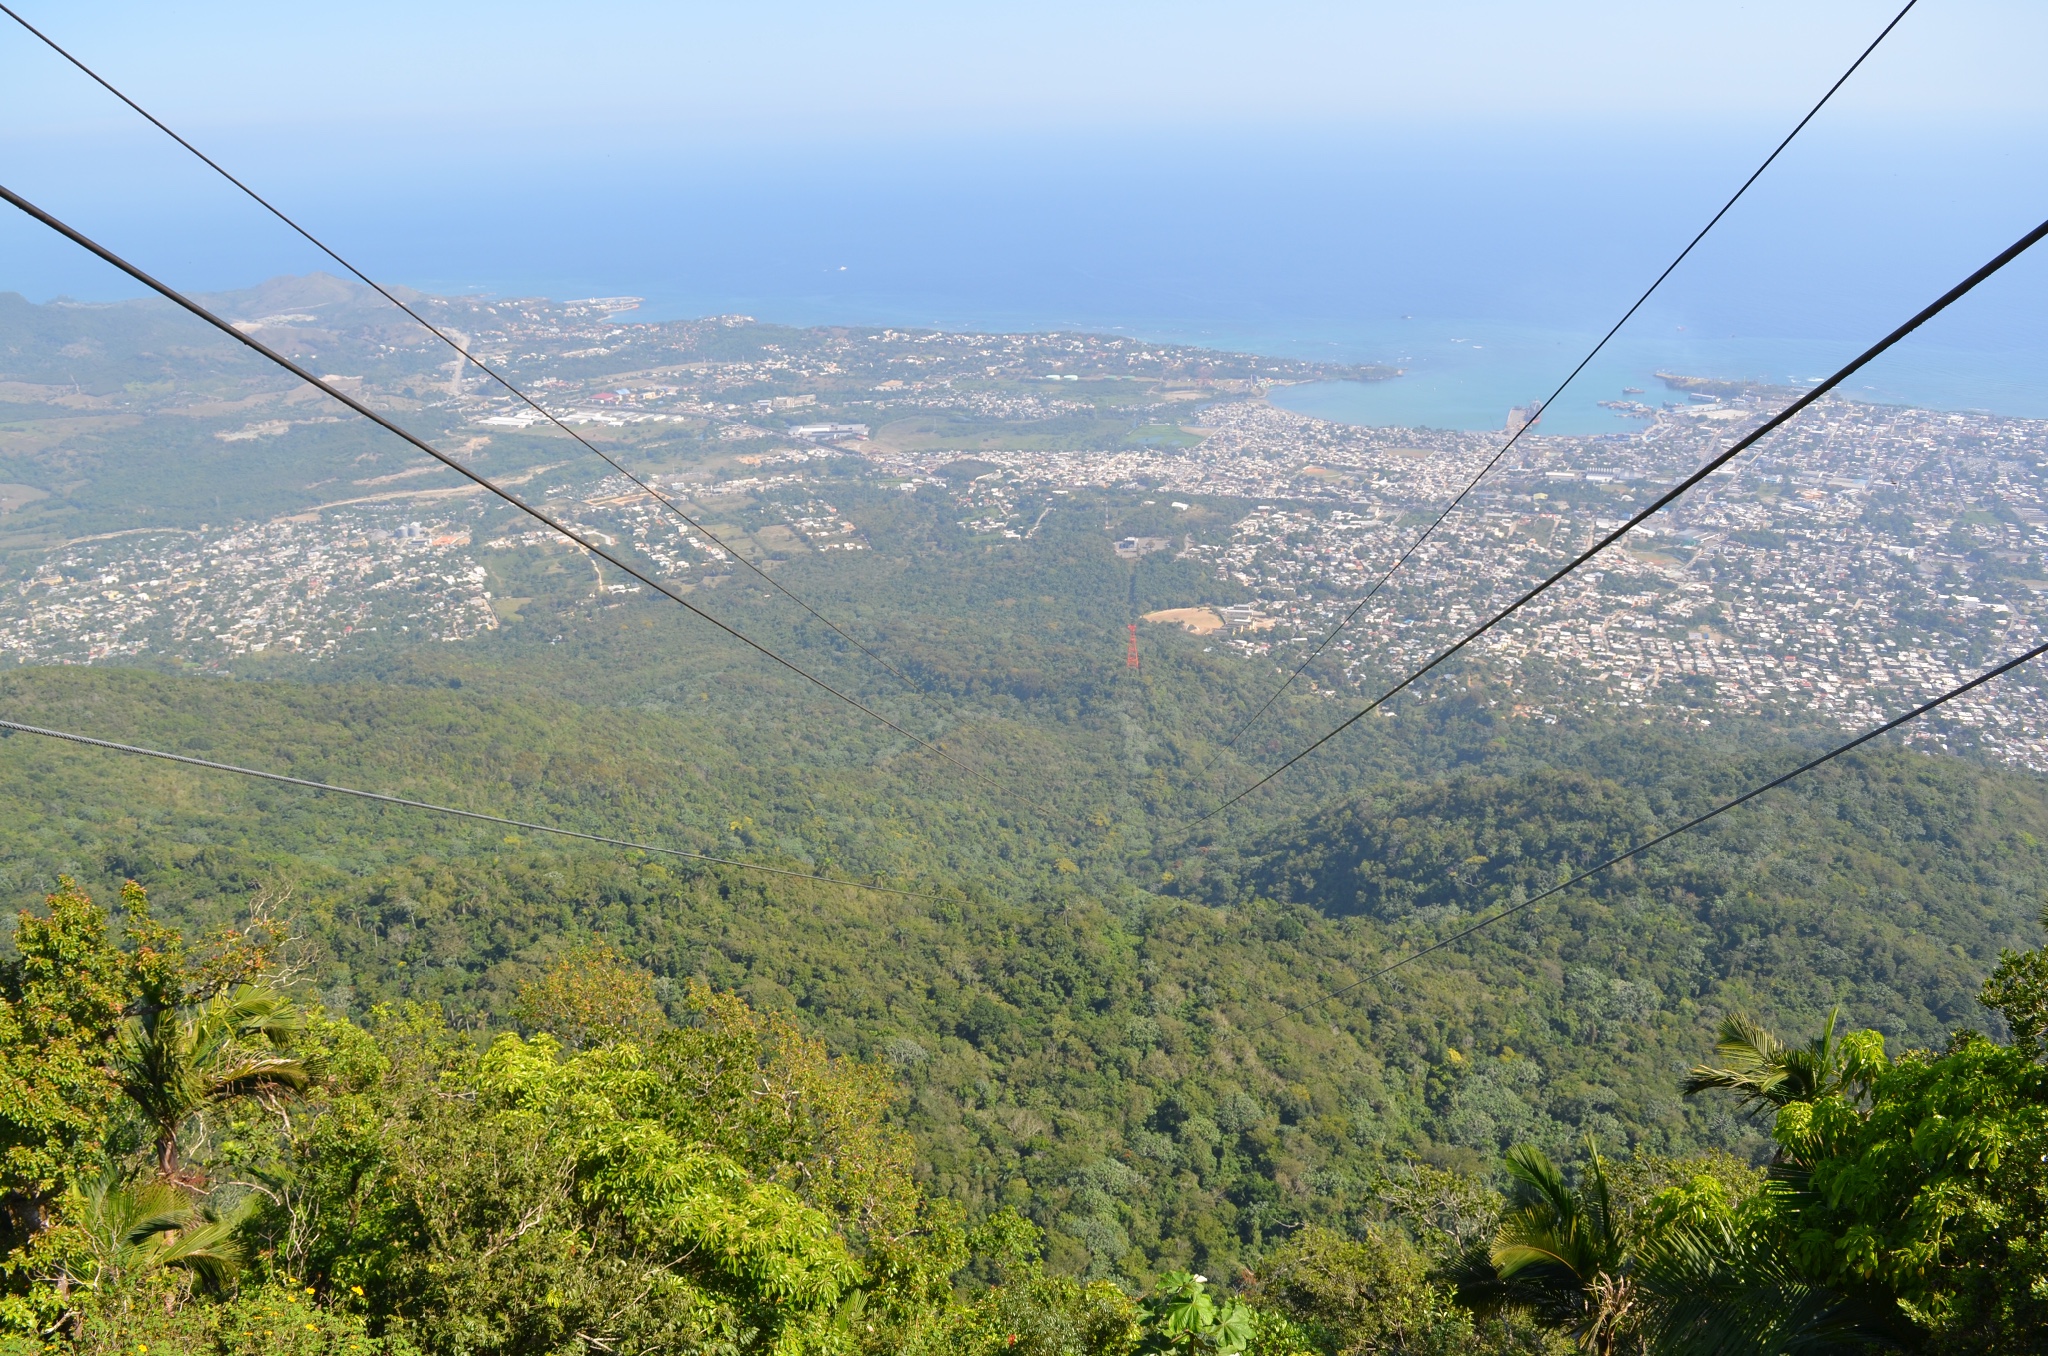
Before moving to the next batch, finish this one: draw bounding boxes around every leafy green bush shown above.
[1250,1225,1471,1356]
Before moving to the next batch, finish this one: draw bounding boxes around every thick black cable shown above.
[1178,213,2048,838]
[0,718,945,902]
[0,182,1009,799]
[1223,0,1920,748]
[0,0,924,697]
[1246,635,2048,1032]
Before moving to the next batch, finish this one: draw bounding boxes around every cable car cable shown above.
[1176,211,2048,839]
[0,0,924,697]
[0,718,947,902]
[1244,633,2048,1032]
[0,181,1011,800]
[1223,0,1920,749]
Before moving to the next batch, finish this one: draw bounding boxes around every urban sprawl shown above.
[4,293,2044,769]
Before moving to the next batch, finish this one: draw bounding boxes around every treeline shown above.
[1,879,2044,1354]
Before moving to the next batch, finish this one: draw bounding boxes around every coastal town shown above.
[884,390,2048,770]
[3,282,2044,767]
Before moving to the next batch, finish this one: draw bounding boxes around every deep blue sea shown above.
[4,119,2046,432]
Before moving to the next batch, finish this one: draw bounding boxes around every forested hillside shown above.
[3,660,2040,1295]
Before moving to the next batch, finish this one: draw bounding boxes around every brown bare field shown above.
[1142,606,1223,635]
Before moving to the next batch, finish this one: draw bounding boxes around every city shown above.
[879,388,2048,769]
[6,360,2046,768]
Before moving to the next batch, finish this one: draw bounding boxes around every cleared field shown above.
[1142,606,1222,634]
[0,484,50,513]
[754,524,806,553]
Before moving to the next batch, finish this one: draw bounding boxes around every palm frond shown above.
[114,1009,198,1122]
[1447,1239,1515,1314]
[1637,1216,1907,1356]
[196,987,303,1050]
[1683,1009,1856,1119]
[148,1205,247,1296]
[1715,1012,1787,1069]
[1579,1139,1623,1271]
[1681,1013,1789,1106]
[114,982,308,1175]
[1502,1144,1573,1217]
[1473,1140,1646,1351]
[120,1206,198,1249]
[205,1054,312,1103]
[64,1173,246,1295]
[1455,1243,1589,1329]
[1490,1241,1585,1278]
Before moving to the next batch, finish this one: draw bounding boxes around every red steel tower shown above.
[1126,622,1140,671]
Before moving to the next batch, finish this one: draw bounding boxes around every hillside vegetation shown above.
[1,661,2040,1298]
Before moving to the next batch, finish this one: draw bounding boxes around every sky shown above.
[6,1,2046,137]
[3,2,2046,424]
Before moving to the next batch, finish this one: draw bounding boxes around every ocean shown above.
[3,119,2045,433]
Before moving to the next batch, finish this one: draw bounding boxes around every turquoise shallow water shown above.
[1265,322,2048,435]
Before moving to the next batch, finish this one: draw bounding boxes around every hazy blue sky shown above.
[6,1,2043,141]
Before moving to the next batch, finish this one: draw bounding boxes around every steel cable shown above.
[1222,0,1921,749]
[1245,635,2048,1032]
[0,182,1011,800]
[0,718,947,901]
[0,0,924,696]
[1176,212,2048,840]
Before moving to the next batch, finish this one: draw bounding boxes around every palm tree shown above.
[64,1172,245,1297]
[1646,1009,1908,1352]
[1680,1007,1865,1120]
[1455,1141,1637,1356]
[115,984,308,1178]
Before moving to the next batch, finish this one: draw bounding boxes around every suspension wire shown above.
[0,182,1016,802]
[0,718,947,902]
[1172,212,2048,841]
[1244,635,2048,1033]
[1222,0,1920,749]
[0,0,925,697]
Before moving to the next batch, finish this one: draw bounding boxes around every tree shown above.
[893,1210,1144,1356]
[115,984,308,1180]
[107,877,307,1180]
[285,987,980,1356]
[1979,941,2048,1057]
[1454,1143,1636,1356]
[5,1172,249,1349]
[1761,1035,2048,1348]
[1633,1194,1913,1356]
[62,1172,246,1298]
[1648,953,2048,1354]
[0,879,132,1244]
[510,942,665,1049]
[1678,1008,1881,1122]
[1247,1224,1474,1356]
